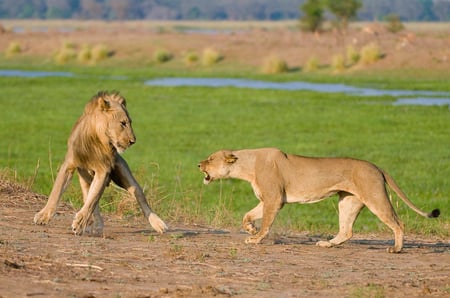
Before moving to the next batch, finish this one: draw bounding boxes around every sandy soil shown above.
[0,179,449,298]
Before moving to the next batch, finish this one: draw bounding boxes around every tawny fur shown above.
[199,148,439,253]
[34,91,168,235]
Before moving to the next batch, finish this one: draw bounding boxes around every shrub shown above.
[304,56,320,72]
[77,44,91,64]
[91,44,110,63]
[359,42,382,65]
[331,53,345,73]
[6,41,21,57]
[153,48,173,64]
[202,47,222,66]
[183,51,199,66]
[261,55,289,74]
[385,14,404,33]
[346,45,360,65]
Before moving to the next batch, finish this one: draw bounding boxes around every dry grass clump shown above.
[91,44,111,63]
[183,51,199,66]
[54,42,76,64]
[346,45,360,66]
[359,42,382,65]
[261,54,289,74]
[304,56,320,72]
[77,44,91,64]
[153,48,173,64]
[331,53,345,73]
[6,41,22,57]
[202,47,222,66]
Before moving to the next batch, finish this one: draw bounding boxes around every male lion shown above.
[198,148,440,253]
[34,91,168,235]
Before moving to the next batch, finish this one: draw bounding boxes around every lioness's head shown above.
[198,150,238,185]
[90,91,136,154]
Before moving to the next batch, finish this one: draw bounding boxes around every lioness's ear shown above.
[225,154,238,164]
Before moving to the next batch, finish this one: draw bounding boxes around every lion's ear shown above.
[225,154,238,164]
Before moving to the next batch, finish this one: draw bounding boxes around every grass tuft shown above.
[153,48,173,64]
[202,47,222,66]
[359,42,382,65]
[261,54,289,74]
[6,41,22,57]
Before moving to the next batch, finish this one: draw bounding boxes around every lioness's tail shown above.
[381,170,440,218]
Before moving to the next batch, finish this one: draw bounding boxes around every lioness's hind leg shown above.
[364,192,404,253]
[317,193,364,248]
[242,202,263,235]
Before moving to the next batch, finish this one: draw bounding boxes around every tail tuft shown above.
[428,209,440,218]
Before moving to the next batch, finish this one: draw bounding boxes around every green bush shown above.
[201,47,222,66]
[385,14,404,33]
[331,53,345,73]
[153,48,173,64]
[6,41,22,57]
[183,51,199,66]
[346,45,360,65]
[304,56,320,72]
[261,54,289,74]
[359,42,382,65]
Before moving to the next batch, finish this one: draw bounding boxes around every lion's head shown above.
[198,150,238,185]
[70,91,136,170]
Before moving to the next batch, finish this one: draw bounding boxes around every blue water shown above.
[1,69,449,107]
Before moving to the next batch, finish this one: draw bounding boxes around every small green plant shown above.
[153,48,173,64]
[6,41,22,57]
[183,51,199,66]
[346,45,360,65]
[385,14,404,33]
[351,283,385,298]
[202,47,222,66]
[331,53,345,73]
[262,54,289,74]
[304,56,319,72]
[359,42,382,65]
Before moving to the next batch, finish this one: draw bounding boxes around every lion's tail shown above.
[381,170,440,218]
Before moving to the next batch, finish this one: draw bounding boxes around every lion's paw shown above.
[316,240,333,248]
[243,223,258,235]
[148,213,168,234]
[71,212,89,235]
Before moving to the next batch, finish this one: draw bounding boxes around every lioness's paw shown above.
[34,210,52,225]
[245,236,262,244]
[316,240,333,248]
[148,213,168,234]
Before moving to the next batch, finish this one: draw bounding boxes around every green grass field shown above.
[0,65,448,237]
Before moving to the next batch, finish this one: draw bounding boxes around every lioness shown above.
[34,91,168,235]
[198,148,440,253]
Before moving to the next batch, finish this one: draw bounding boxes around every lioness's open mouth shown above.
[203,172,212,184]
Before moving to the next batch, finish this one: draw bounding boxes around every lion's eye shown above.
[120,120,127,127]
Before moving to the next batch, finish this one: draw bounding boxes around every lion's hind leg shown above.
[317,193,364,248]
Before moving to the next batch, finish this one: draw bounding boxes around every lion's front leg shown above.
[242,202,263,235]
[34,162,74,225]
[72,173,109,235]
[245,199,283,244]
[77,169,104,236]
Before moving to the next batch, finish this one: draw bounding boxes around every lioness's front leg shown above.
[111,156,168,234]
[34,162,74,225]
[242,202,263,235]
[72,172,109,235]
[245,199,283,244]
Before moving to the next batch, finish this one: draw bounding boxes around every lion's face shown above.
[198,150,238,185]
[105,102,136,154]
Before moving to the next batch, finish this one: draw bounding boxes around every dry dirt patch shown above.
[0,179,449,297]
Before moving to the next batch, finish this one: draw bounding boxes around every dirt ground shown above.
[0,179,449,298]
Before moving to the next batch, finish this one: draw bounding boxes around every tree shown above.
[326,0,362,34]
[299,0,324,33]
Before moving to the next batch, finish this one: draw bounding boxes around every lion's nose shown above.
[129,138,136,145]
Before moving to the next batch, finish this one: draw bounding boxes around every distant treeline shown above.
[0,0,449,21]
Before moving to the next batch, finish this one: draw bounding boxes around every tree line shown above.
[0,0,448,21]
